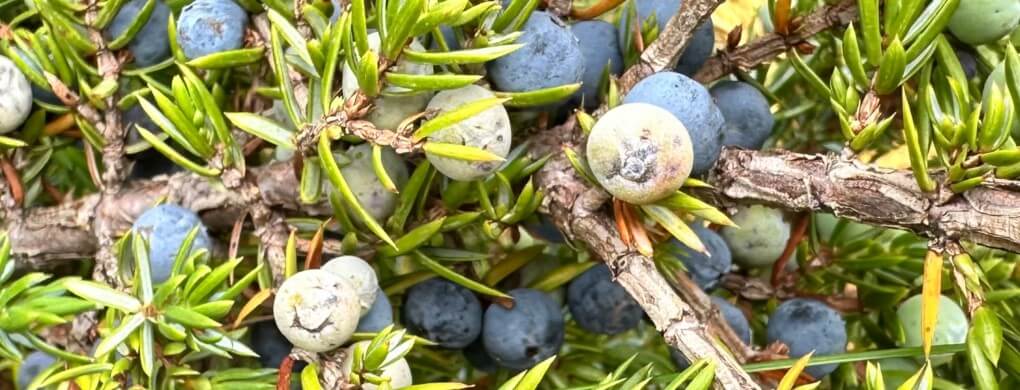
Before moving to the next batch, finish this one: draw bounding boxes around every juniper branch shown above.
[532,1,761,389]
[693,0,858,83]
[707,149,1020,254]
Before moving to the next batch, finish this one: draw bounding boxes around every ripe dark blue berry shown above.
[663,225,732,290]
[250,320,293,368]
[124,105,181,180]
[567,264,642,335]
[104,0,172,66]
[523,214,565,244]
[571,20,623,109]
[124,104,158,146]
[617,0,714,76]
[483,288,564,370]
[131,204,213,283]
[403,278,483,349]
[956,48,978,79]
[176,0,249,60]
[711,81,774,150]
[17,351,56,389]
[249,321,305,388]
[356,290,393,333]
[487,11,584,95]
[766,298,847,378]
[617,0,678,44]
[330,0,343,22]
[675,21,715,76]
[672,296,751,368]
[711,296,751,345]
[431,25,462,51]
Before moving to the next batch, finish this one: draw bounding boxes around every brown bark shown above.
[84,2,128,193]
[80,0,129,291]
[5,162,326,270]
[14,149,1020,277]
[709,148,1020,253]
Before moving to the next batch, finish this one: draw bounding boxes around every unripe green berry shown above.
[720,205,790,267]
[339,144,409,222]
[585,102,693,204]
[896,294,968,366]
[814,213,871,243]
[273,269,361,352]
[425,84,512,181]
[949,0,1020,45]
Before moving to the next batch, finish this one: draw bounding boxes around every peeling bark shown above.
[709,148,1020,253]
[5,163,329,270]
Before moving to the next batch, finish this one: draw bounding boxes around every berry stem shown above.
[277,354,295,390]
[771,213,810,288]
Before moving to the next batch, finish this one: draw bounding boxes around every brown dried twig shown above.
[694,0,858,83]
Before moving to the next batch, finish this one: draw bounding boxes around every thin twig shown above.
[694,0,858,83]
[771,213,809,287]
[82,0,128,292]
[83,0,127,193]
[616,0,722,93]
[0,157,24,207]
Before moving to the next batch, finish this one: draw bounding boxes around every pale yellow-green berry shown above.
[720,205,790,267]
[272,270,361,352]
[322,255,379,315]
[585,102,693,204]
[949,0,1020,45]
[897,294,968,366]
[0,55,33,134]
[424,84,512,181]
[338,143,409,222]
